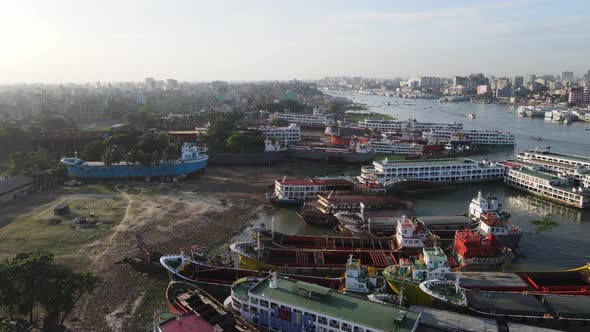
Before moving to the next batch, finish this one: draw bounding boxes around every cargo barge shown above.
[160,254,343,289]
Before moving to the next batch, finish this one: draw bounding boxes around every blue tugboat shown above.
[60,143,208,179]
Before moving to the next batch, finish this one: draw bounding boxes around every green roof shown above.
[540,151,590,164]
[514,169,557,181]
[377,158,475,166]
[249,276,420,332]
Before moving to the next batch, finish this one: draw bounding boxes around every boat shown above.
[335,209,414,238]
[467,191,521,248]
[383,179,457,195]
[383,247,455,306]
[531,136,543,140]
[467,114,476,119]
[476,213,522,248]
[228,273,421,332]
[420,268,590,324]
[160,254,343,289]
[467,191,511,221]
[452,229,513,270]
[161,281,259,331]
[395,216,435,249]
[343,254,386,294]
[61,143,208,179]
[266,177,354,206]
[229,228,409,273]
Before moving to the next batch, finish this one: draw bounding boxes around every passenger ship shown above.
[501,161,590,209]
[423,129,515,146]
[266,177,354,206]
[228,274,421,332]
[367,140,424,155]
[358,158,505,186]
[358,119,462,132]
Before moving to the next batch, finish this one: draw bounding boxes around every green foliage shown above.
[530,216,559,233]
[0,126,32,161]
[101,126,173,165]
[0,250,101,329]
[5,150,54,176]
[122,106,159,130]
[202,120,237,151]
[82,140,105,161]
[225,129,265,153]
[265,100,305,113]
[38,116,77,132]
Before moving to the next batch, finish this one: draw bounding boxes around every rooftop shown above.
[513,168,559,181]
[277,178,353,186]
[249,276,420,332]
[375,158,478,167]
[0,175,34,196]
[319,194,402,206]
[536,150,590,164]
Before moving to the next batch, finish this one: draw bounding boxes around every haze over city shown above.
[2,0,590,83]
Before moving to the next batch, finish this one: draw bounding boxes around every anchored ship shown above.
[61,143,208,179]
[452,229,513,270]
[467,191,522,248]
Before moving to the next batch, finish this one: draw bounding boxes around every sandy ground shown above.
[0,161,353,331]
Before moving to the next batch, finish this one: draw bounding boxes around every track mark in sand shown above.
[88,185,138,270]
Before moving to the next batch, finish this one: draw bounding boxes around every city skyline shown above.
[1,0,590,83]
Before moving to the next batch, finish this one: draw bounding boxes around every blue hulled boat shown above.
[60,143,208,179]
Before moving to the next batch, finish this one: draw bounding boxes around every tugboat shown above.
[477,212,522,248]
[382,246,454,306]
[468,191,511,221]
[467,191,522,248]
[453,229,513,270]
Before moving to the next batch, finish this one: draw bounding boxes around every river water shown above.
[255,91,590,270]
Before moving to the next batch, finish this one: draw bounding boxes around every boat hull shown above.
[63,157,208,179]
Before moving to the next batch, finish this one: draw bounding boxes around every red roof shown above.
[158,313,216,332]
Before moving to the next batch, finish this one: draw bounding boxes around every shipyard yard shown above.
[0,162,354,331]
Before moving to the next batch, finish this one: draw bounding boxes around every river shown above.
[254,91,590,270]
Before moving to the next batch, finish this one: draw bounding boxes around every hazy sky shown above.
[1,0,589,83]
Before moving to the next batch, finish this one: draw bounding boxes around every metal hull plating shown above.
[63,158,208,179]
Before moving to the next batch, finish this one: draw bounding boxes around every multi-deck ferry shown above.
[359,158,505,186]
[423,129,515,146]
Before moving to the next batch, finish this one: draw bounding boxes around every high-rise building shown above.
[524,74,536,85]
[512,76,524,87]
[166,78,178,89]
[145,77,156,90]
[569,87,590,104]
[561,71,574,81]
[418,76,441,88]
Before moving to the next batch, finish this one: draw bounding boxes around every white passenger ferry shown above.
[358,119,462,132]
[229,274,421,332]
[423,129,514,146]
[501,161,590,209]
[368,140,424,155]
[358,158,505,186]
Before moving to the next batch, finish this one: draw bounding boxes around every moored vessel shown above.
[452,229,513,270]
[61,143,208,179]
[467,191,521,248]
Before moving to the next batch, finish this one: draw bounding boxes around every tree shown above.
[202,120,236,151]
[225,129,265,153]
[0,250,101,331]
[0,126,32,161]
[6,149,54,176]
[82,140,105,161]
[38,115,76,132]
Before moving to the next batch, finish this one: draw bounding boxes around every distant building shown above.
[258,124,301,143]
[495,87,513,99]
[166,79,178,89]
[561,71,574,81]
[524,74,536,85]
[453,76,467,87]
[512,76,524,87]
[269,112,333,127]
[476,85,488,95]
[569,87,590,104]
[418,76,441,88]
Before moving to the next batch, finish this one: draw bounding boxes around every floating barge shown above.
[160,254,343,288]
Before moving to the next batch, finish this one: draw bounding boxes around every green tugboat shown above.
[383,246,452,306]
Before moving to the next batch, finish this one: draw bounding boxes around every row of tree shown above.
[0,250,100,331]
[201,120,266,153]
[82,125,181,165]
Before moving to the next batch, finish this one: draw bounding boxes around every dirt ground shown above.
[0,161,354,331]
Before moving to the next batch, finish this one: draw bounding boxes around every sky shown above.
[1,0,589,83]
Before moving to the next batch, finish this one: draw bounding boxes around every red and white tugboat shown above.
[453,229,513,270]
[468,191,522,248]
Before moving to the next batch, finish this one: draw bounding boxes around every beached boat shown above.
[162,281,259,331]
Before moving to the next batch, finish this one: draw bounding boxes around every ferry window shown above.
[318,316,327,325]
[329,320,340,328]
